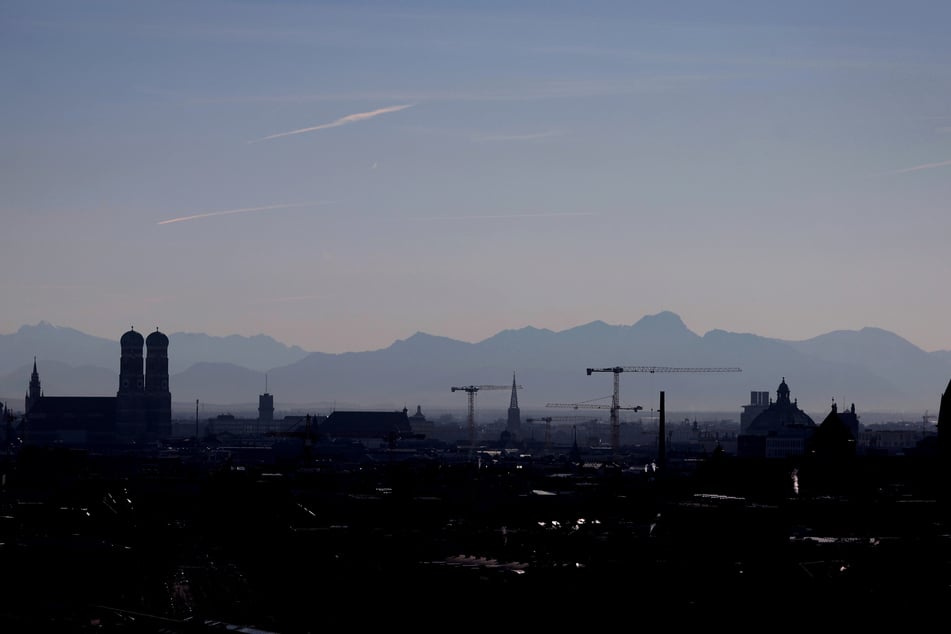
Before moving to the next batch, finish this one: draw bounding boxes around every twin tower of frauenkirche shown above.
[117,327,171,439]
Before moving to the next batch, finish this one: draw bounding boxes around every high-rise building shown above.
[740,390,770,434]
[258,391,274,423]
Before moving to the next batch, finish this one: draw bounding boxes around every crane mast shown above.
[525,415,596,452]
[451,383,522,450]
[545,399,643,457]
[585,365,742,456]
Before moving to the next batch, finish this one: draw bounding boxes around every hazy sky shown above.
[3,1,950,354]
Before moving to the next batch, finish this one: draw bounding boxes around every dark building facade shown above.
[737,378,817,459]
[23,328,172,446]
[320,409,412,443]
[939,377,951,459]
[808,402,858,459]
[258,392,274,423]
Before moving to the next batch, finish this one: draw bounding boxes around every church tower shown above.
[145,329,169,394]
[506,372,521,439]
[25,357,42,414]
[118,328,145,394]
[145,328,171,438]
[939,377,951,460]
[117,328,146,439]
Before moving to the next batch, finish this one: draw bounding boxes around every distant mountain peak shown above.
[633,310,688,329]
[3,316,948,414]
[401,331,456,343]
[20,320,57,332]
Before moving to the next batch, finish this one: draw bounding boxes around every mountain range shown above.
[1,313,949,420]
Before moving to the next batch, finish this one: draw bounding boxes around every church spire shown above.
[506,372,521,439]
[26,356,42,413]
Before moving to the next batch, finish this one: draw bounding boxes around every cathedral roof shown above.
[322,410,412,439]
[26,396,117,431]
[809,403,857,457]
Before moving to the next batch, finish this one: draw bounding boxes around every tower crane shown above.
[584,365,742,455]
[545,399,643,456]
[451,383,523,449]
[525,415,598,453]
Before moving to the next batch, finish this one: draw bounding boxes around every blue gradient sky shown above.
[3,1,950,353]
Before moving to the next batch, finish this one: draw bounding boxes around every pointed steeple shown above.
[26,356,42,414]
[506,372,521,438]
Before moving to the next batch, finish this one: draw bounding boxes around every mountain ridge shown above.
[2,313,950,417]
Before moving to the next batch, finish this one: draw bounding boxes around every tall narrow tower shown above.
[118,328,145,394]
[939,377,951,460]
[145,329,169,394]
[25,357,42,414]
[117,328,146,440]
[258,375,274,424]
[145,328,171,438]
[506,372,521,439]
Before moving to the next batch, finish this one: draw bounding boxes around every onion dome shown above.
[120,328,144,348]
[146,328,169,347]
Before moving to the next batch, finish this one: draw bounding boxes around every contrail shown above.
[408,212,599,221]
[889,159,951,174]
[249,104,414,143]
[157,202,331,225]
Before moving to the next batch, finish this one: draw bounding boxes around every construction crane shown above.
[265,414,319,460]
[525,415,598,453]
[451,384,522,449]
[545,399,643,456]
[584,365,742,454]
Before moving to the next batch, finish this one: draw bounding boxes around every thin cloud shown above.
[251,294,326,304]
[249,104,414,143]
[157,201,332,225]
[474,130,563,142]
[889,159,951,174]
[408,212,599,221]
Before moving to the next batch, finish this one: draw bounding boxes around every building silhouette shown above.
[739,390,770,434]
[320,408,412,442]
[736,377,817,458]
[940,377,951,459]
[505,372,521,440]
[258,380,274,424]
[22,327,171,446]
[808,402,857,459]
[407,404,433,438]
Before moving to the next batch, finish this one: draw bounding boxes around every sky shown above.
[2,1,950,354]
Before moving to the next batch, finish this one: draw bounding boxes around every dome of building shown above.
[120,328,144,348]
[745,377,816,434]
[146,329,169,347]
